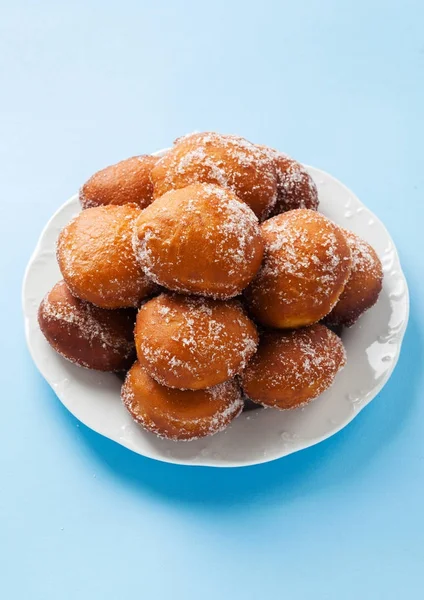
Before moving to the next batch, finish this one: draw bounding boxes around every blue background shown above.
[1,1,423,598]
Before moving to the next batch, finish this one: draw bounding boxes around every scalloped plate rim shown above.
[22,160,409,467]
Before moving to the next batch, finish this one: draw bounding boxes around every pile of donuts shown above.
[38,132,383,441]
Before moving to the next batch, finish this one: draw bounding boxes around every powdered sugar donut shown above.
[80,155,158,210]
[57,205,156,309]
[135,293,258,390]
[38,281,136,371]
[260,147,319,214]
[122,361,243,441]
[151,132,278,220]
[133,183,264,299]
[241,324,346,409]
[325,229,383,327]
[245,209,352,328]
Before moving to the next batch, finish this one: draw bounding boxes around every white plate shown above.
[22,159,409,467]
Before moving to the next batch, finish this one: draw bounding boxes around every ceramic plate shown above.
[22,157,409,467]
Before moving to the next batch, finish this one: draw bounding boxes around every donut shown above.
[325,229,383,326]
[57,204,156,309]
[260,147,319,214]
[79,155,158,210]
[135,293,258,390]
[245,209,352,328]
[133,183,264,299]
[122,361,243,441]
[151,132,278,220]
[38,281,136,371]
[241,324,346,409]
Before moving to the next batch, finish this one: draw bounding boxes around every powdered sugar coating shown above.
[260,146,319,214]
[241,324,346,409]
[38,281,135,371]
[245,209,352,328]
[41,298,133,354]
[345,228,381,274]
[151,132,278,220]
[133,183,264,299]
[121,362,243,441]
[57,204,156,309]
[325,228,383,326]
[135,293,258,390]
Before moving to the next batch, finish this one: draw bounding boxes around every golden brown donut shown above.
[135,293,258,390]
[79,155,158,210]
[151,132,278,220]
[122,361,243,441]
[38,281,136,371]
[325,229,383,326]
[241,324,346,409]
[244,209,352,328]
[133,183,264,299]
[57,204,156,309]
[260,146,319,214]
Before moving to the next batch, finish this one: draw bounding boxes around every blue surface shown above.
[1,1,423,598]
